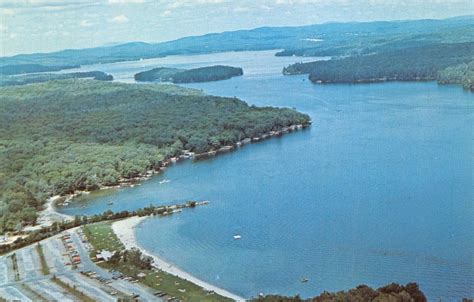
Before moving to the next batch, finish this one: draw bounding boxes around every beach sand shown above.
[24,195,73,232]
[112,216,246,302]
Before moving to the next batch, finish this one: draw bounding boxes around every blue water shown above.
[59,51,474,300]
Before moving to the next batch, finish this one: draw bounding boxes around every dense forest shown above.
[0,71,113,86]
[438,61,474,91]
[0,80,310,232]
[283,42,474,90]
[134,67,185,82]
[0,16,471,68]
[253,283,426,302]
[134,65,243,83]
[0,64,77,75]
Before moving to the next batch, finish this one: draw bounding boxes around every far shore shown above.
[112,216,246,302]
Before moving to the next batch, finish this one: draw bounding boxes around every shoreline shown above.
[112,216,246,302]
[26,195,74,231]
[36,123,310,225]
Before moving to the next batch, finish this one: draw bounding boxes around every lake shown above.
[59,50,474,300]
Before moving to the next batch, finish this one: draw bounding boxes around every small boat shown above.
[233,235,242,240]
[107,201,114,205]
[300,277,309,283]
[159,179,171,184]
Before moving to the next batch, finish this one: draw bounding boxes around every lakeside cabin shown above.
[181,150,195,158]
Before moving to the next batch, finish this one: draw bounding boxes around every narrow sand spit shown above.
[112,216,245,302]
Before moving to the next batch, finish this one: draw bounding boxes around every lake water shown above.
[59,51,474,300]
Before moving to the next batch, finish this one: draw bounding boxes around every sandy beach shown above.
[112,216,246,302]
[23,195,74,232]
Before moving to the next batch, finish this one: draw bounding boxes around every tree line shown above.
[0,71,113,87]
[253,283,427,302]
[438,61,474,91]
[0,64,78,75]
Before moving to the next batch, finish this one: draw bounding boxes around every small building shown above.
[96,250,114,261]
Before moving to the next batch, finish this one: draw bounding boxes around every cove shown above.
[58,51,474,300]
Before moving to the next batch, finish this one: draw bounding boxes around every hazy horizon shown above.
[0,0,472,57]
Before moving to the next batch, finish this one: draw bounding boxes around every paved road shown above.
[0,285,32,302]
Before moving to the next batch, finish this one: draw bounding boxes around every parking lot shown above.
[0,228,162,301]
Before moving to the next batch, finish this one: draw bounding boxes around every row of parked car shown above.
[60,234,81,266]
[152,290,182,302]
[81,270,112,284]
[110,269,139,283]
[109,270,181,302]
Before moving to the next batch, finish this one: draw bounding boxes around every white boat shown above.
[159,179,171,184]
[233,235,242,240]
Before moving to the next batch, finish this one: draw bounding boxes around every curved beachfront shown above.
[112,216,246,302]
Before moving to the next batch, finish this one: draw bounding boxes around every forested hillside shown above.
[0,71,113,86]
[253,283,426,302]
[283,42,474,90]
[0,64,77,75]
[135,65,243,83]
[0,80,310,232]
[275,16,474,57]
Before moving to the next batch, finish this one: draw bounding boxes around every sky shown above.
[0,0,472,56]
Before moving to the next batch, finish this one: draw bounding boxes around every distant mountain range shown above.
[0,15,473,73]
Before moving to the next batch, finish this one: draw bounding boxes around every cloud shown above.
[80,19,94,27]
[107,0,146,3]
[161,10,172,17]
[233,6,250,12]
[0,1,101,12]
[110,14,129,23]
[166,0,226,9]
[0,8,15,15]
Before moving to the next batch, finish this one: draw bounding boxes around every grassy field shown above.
[82,222,125,257]
[20,283,49,302]
[9,253,20,281]
[35,243,50,275]
[83,221,232,302]
[51,276,96,302]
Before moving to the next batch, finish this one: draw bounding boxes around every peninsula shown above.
[0,71,113,87]
[283,42,474,91]
[0,79,310,232]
